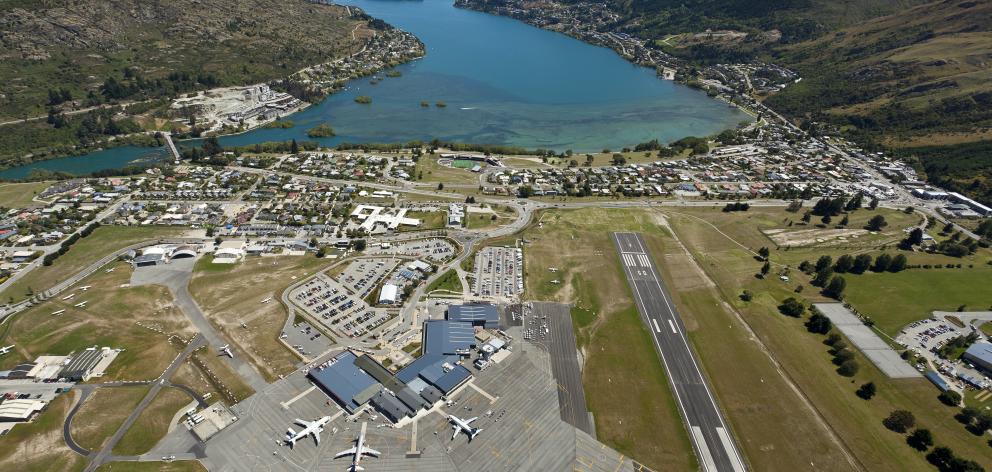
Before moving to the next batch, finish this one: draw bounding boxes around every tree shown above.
[799,260,813,273]
[290,138,299,154]
[907,428,933,451]
[758,246,770,260]
[834,254,854,273]
[942,222,955,234]
[815,255,833,272]
[908,228,924,246]
[352,239,367,251]
[938,390,962,406]
[889,254,908,272]
[845,192,863,211]
[839,215,849,226]
[856,382,876,400]
[812,267,834,287]
[883,410,916,433]
[517,185,533,198]
[837,359,859,377]
[824,275,846,299]
[872,253,892,272]
[778,297,805,317]
[801,211,812,223]
[806,312,832,334]
[821,214,832,225]
[926,447,954,470]
[202,136,223,156]
[852,254,872,274]
[437,183,444,191]
[740,290,753,302]
[760,261,771,277]
[868,197,879,210]
[867,215,888,231]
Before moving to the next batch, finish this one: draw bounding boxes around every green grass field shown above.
[0,181,52,208]
[666,207,992,471]
[0,392,86,472]
[844,268,992,336]
[404,210,447,231]
[70,386,150,452]
[414,156,481,185]
[113,387,192,455]
[1,225,183,303]
[426,269,462,294]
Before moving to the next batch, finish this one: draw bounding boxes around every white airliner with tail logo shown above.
[285,416,331,448]
[447,414,482,441]
[335,423,380,471]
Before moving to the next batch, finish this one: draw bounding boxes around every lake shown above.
[0,0,747,179]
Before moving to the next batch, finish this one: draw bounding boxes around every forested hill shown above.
[766,0,992,204]
[0,0,367,121]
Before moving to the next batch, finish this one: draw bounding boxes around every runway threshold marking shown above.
[280,385,316,409]
[691,426,718,472]
[668,319,678,334]
[717,427,747,472]
[651,319,661,333]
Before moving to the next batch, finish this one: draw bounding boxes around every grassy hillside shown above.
[766,0,992,203]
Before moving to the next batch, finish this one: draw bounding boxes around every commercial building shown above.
[447,304,500,329]
[59,348,115,381]
[964,342,992,373]
[378,283,400,305]
[0,399,45,422]
[309,351,381,414]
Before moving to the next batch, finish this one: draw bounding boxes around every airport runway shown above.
[612,232,746,472]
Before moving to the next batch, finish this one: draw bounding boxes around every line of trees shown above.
[43,222,100,267]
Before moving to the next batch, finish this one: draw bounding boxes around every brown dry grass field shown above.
[666,206,992,471]
[0,391,86,472]
[0,262,194,380]
[189,256,332,382]
[70,386,150,452]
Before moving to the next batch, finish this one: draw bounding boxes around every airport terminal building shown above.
[309,320,480,423]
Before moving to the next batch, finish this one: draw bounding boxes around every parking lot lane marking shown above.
[668,319,678,334]
[651,319,661,333]
[691,426,718,472]
[717,427,746,472]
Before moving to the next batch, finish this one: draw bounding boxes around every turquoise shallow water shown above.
[0,0,746,179]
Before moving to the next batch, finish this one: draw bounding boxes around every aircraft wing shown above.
[466,417,478,424]
[451,426,460,441]
[294,419,312,428]
[363,447,381,457]
[311,430,321,445]
[335,447,358,459]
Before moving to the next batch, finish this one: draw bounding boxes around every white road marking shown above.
[692,426,718,472]
[652,319,661,333]
[638,254,651,267]
[668,319,678,334]
[717,427,747,472]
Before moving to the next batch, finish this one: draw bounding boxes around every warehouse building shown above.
[59,349,107,381]
[378,283,400,305]
[447,304,500,329]
[0,399,45,422]
[964,342,992,374]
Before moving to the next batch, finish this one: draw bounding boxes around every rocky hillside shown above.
[0,0,369,120]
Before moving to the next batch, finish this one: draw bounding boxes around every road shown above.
[612,232,746,472]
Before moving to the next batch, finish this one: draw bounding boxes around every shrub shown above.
[883,410,916,433]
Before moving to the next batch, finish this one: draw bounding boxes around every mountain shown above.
[0,0,367,121]
[766,0,992,203]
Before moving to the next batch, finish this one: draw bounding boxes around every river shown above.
[0,0,746,179]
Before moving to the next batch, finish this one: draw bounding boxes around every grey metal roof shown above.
[964,342,992,367]
[370,390,411,422]
[309,351,378,413]
[447,304,499,327]
[434,365,472,394]
[60,350,103,380]
[419,384,443,403]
